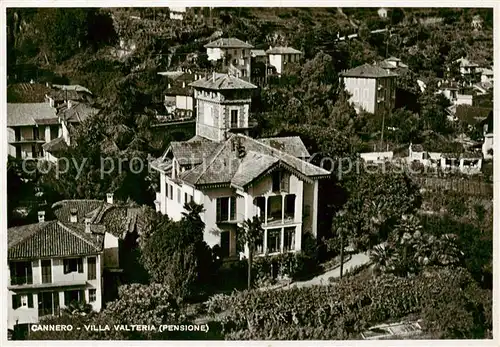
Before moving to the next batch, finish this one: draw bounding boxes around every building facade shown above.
[204,38,253,81]
[340,64,398,114]
[266,46,303,75]
[7,220,105,332]
[151,74,330,259]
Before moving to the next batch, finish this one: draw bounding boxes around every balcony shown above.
[10,276,33,286]
[8,274,88,290]
[9,137,46,144]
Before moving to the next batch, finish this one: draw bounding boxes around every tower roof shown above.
[189,73,257,90]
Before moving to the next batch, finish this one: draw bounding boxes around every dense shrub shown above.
[206,267,491,340]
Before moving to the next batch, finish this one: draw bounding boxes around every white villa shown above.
[151,73,330,259]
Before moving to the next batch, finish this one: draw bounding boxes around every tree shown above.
[236,216,264,289]
[140,201,214,301]
[336,168,422,251]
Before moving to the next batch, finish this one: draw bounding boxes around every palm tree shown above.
[369,244,396,276]
[236,216,264,289]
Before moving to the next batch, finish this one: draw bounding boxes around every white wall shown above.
[176,95,194,111]
[343,77,377,113]
[268,54,283,74]
[8,255,102,329]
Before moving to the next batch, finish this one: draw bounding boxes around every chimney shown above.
[67,100,73,109]
[212,72,216,82]
[38,211,45,223]
[106,193,114,204]
[182,81,186,88]
[85,217,92,233]
[70,208,78,223]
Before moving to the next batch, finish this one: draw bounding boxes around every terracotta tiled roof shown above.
[51,200,143,239]
[178,134,330,187]
[189,73,257,90]
[7,103,57,127]
[52,200,105,224]
[340,64,398,78]
[265,46,302,55]
[258,136,310,158]
[204,37,253,49]
[42,136,68,153]
[8,221,103,260]
[58,102,100,123]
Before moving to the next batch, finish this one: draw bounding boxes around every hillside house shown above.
[158,71,200,117]
[455,58,481,86]
[151,73,330,259]
[250,49,267,64]
[204,38,253,81]
[7,103,60,159]
[266,46,303,75]
[472,15,483,29]
[340,64,398,114]
[7,217,107,335]
[169,7,186,20]
[42,101,100,162]
[378,8,388,19]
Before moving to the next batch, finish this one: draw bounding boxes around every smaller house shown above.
[42,101,100,162]
[250,49,267,64]
[46,84,93,108]
[7,216,107,335]
[441,152,482,174]
[478,67,494,83]
[266,46,303,75]
[7,103,60,159]
[360,151,394,164]
[340,64,398,114]
[377,8,388,19]
[408,144,428,164]
[471,15,483,29]
[455,58,481,86]
[158,71,201,118]
[169,7,186,20]
[204,38,253,80]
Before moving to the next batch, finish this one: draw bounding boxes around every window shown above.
[272,171,289,193]
[241,69,246,77]
[41,259,51,284]
[10,261,33,285]
[284,195,296,220]
[87,257,96,280]
[216,196,236,222]
[89,289,97,303]
[254,197,266,218]
[64,290,84,306]
[169,185,173,200]
[284,227,296,251]
[12,294,33,309]
[63,258,83,274]
[267,229,281,253]
[177,188,181,204]
[230,110,239,128]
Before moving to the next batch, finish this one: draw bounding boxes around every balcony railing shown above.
[10,276,33,286]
